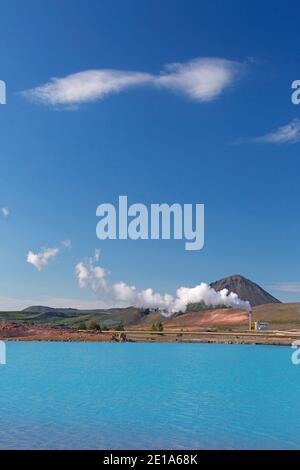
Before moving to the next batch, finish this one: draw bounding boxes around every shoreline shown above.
[1,320,299,345]
[2,339,292,346]
[1,330,298,346]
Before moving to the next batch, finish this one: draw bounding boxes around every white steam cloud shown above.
[76,251,251,315]
[22,58,244,107]
[112,282,251,315]
[75,249,107,292]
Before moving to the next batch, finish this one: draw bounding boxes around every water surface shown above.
[0,342,298,449]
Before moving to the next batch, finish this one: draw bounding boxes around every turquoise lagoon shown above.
[0,342,299,449]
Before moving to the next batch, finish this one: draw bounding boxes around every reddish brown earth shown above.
[0,319,299,345]
[163,308,248,329]
[2,303,300,345]
[0,321,112,342]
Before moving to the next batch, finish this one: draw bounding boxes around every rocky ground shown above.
[0,321,112,342]
[0,320,299,345]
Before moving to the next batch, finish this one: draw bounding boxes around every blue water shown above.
[0,342,299,449]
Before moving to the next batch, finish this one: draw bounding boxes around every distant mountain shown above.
[210,274,281,307]
[22,306,79,314]
[18,305,145,328]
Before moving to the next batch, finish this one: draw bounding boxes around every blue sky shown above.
[1,0,300,309]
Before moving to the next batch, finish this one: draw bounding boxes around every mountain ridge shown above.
[210,274,281,307]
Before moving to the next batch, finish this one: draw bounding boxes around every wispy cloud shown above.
[22,58,244,108]
[75,249,107,292]
[155,58,243,102]
[270,282,300,294]
[1,207,10,218]
[27,247,60,271]
[236,119,300,145]
[22,70,152,107]
[26,240,71,271]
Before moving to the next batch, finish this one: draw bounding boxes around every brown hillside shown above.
[210,274,281,306]
[134,303,300,331]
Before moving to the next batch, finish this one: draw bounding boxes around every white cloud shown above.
[22,58,244,107]
[1,207,10,218]
[75,249,107,292]
[23,69,153,106]
[27,247,59,271]
[26,240,71,271]
[156,58,243,102]
[238,119,300,145]
[270,282,300,294]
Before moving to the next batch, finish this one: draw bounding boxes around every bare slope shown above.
[210,274,281,306]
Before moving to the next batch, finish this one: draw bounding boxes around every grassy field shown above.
[0,306,144,329]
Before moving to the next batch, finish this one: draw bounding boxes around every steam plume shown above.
[76,251,251,315]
